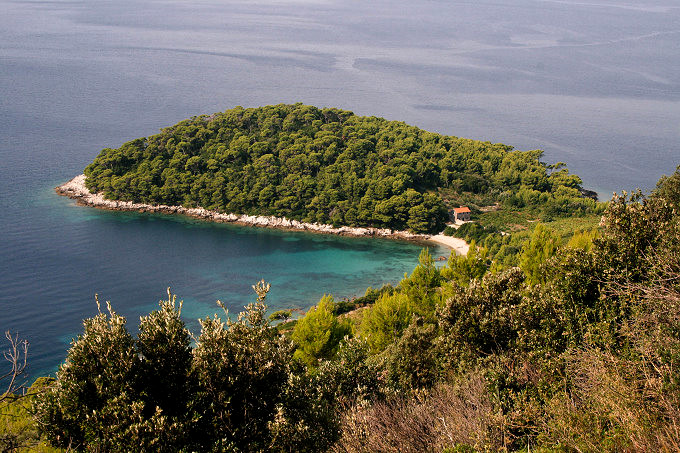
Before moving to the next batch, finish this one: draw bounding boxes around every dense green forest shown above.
[4,165,678,452]
[83,104,599,234]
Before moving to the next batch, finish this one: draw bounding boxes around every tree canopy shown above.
[84,104,594,234]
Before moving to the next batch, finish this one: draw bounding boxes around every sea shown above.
[1,0,678,380]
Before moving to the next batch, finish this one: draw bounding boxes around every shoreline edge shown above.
[56,175,469,254]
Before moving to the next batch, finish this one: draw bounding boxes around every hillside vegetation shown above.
[84,104,599,234]
[11,165,677,452]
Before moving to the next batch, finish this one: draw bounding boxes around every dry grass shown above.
[542,249,680,452]
[333,372,504,453]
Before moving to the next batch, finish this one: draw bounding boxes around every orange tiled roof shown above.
[453,207,471,213]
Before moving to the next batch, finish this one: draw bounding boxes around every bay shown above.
[1,0,678,379]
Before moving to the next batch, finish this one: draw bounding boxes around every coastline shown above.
[56,175,464,251]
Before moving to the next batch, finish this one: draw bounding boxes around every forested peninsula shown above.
[77,103,599,235]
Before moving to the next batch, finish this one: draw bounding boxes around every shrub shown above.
[191,281,295,451]
[292,295,351,368]
[35,282,339,453]
[269,309,292,322]
[360,293,412,354]
[34,299,142,451]
[398,248,441,317]
[317,337,382,407]
[519,223,559,285]
[437,268,525,367]
[382,317,440,391]
[441,240,489,286]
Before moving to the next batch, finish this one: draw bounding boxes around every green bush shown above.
[360,292,413,354]
[441,240,489,286]
[519,224,559,285]
[291,295,351,368]
[382,317,440,391]
[0,378,58,452]
[191,281,295,451]
[35,282,338,452]
[398,248,441,317]
[334,285,394,316]
[35,299,142,452]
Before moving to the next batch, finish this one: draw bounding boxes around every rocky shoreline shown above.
[56,175,440,244]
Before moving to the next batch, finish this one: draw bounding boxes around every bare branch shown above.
[1,330,29,403]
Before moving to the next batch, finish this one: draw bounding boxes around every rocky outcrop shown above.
[56,175,431,241]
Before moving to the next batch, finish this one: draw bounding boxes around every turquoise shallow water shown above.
[1,0,678,381]
[3,177,446,379]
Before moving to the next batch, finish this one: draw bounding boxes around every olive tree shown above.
[191,280,295,452]
[35,292,193,452]
[34,299,139,451]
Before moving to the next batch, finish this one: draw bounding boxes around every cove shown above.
[5,185,447,380]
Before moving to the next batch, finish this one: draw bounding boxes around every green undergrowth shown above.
[1,378,61,452]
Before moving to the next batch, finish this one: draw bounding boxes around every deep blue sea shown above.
[1,0,678,380]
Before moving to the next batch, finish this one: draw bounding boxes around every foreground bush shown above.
[34,283,338,452]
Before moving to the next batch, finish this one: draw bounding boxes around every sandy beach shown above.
[427,234,470,256]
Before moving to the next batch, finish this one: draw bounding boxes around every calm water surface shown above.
[1,0,678,379]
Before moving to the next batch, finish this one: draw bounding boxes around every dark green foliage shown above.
[269,309,292,322]
[438,268,526,367]
[35,301,143,451]
[35,283,338,453]
[652,164,680,211]
[452,222,527,267]
[84,104,592,234]
[136,290,193,421]
[34,294,197,452]
[454,222,494,243]
[541,248,603,349]
[268,365,340,452]
[317,337,382,407]
[382,317,440,391]
[595,190,677,285]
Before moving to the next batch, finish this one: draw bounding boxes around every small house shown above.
[453,206,471,223]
